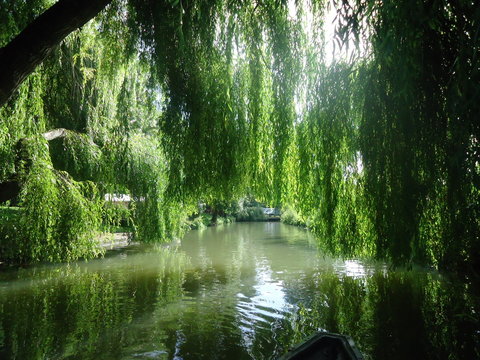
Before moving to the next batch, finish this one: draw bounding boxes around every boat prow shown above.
[278,332,364,360]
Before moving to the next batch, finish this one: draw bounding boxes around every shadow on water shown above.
[0,223,478,359]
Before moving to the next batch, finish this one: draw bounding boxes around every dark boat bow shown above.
[278,332,364,360]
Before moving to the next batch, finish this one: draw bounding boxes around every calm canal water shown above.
[0,222,478,359]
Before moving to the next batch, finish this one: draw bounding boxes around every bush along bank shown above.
[185,198,283,230]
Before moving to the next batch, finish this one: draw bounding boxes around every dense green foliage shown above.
[0,1,190,262]
[0,0,478,272]
[315,0,479,272]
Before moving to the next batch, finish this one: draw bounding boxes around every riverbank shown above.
[98,232,132,250]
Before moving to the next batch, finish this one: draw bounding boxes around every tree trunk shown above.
[0,181,21,205]
[0,0,113,108]
[43,128,68,141]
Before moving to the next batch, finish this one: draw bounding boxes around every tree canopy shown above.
[0,0,478,274]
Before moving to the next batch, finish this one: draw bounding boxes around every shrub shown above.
[236,206,265,221]
[281,206,305,227]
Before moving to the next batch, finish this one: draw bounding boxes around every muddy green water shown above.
[0,222,478,359]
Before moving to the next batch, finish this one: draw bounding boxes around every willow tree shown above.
[335,0,480,271]
[0,0,188,262]
[288,1,479,274]
[0,0,478,274]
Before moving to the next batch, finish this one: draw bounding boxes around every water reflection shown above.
[0,223,478,359]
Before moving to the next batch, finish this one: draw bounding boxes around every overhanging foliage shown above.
[0,0,478,272]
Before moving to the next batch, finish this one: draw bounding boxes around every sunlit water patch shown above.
[0,222,478,359]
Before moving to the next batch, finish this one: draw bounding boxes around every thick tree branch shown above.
[0,0,113,108]
[43,128,68,141]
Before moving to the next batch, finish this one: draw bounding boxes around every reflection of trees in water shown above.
[0,249,188,360]
[174,224,479,360]
[279,272,480,360]
[0,232,478,359]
